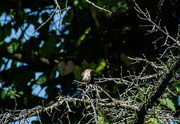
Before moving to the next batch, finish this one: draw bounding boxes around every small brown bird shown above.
[81,69,93,83]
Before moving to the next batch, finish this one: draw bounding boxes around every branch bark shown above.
[136,60,179,124]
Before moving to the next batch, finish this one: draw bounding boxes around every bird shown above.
[81,69,93,83]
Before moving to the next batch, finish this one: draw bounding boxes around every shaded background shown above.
[0,0,180,123]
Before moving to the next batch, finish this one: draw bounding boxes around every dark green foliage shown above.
[0,0,180,123]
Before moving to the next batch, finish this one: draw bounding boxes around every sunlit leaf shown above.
[149,118,162,124]
[97,116,109,124]
[18,91,24,95]
[76,27,91,47]
[174,83,180,93]
[94,58,106,75]
[10,9,16,20]
[158,98,176,111]
[7,89,15,99]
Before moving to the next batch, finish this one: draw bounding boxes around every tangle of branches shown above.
[1,0,180,124]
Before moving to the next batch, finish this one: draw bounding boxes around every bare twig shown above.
[86,0,112,14]
[32,0,68,34]
[32,6,57,34]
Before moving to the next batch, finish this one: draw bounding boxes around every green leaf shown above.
[158,98,176,111]
[81,60,96,69]
[97,116,109,124]
[18,91,24,95]
[94,58,106,75]
[11,66,35,89]
[73,0,79,7]
[36,75,47,85]
[1,89,15,100]
[174,83,180,93]
[7,89,15,99]
[73,0,88,9]
[10,8,16,20]
[7,40,20,54]
[4,24,12,37]
[76,27,91,47]
[149,118,162,124]
[0,41,4,46]
[24,97,28,106]
[40,34,57,57]
[120,52,135,70]
[74,65,81,81]
[1,90,7,100]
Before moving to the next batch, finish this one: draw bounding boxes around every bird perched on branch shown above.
[81,69,93,83]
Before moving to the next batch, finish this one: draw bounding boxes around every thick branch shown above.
[1,95,138,123]
[136,60,179,124]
